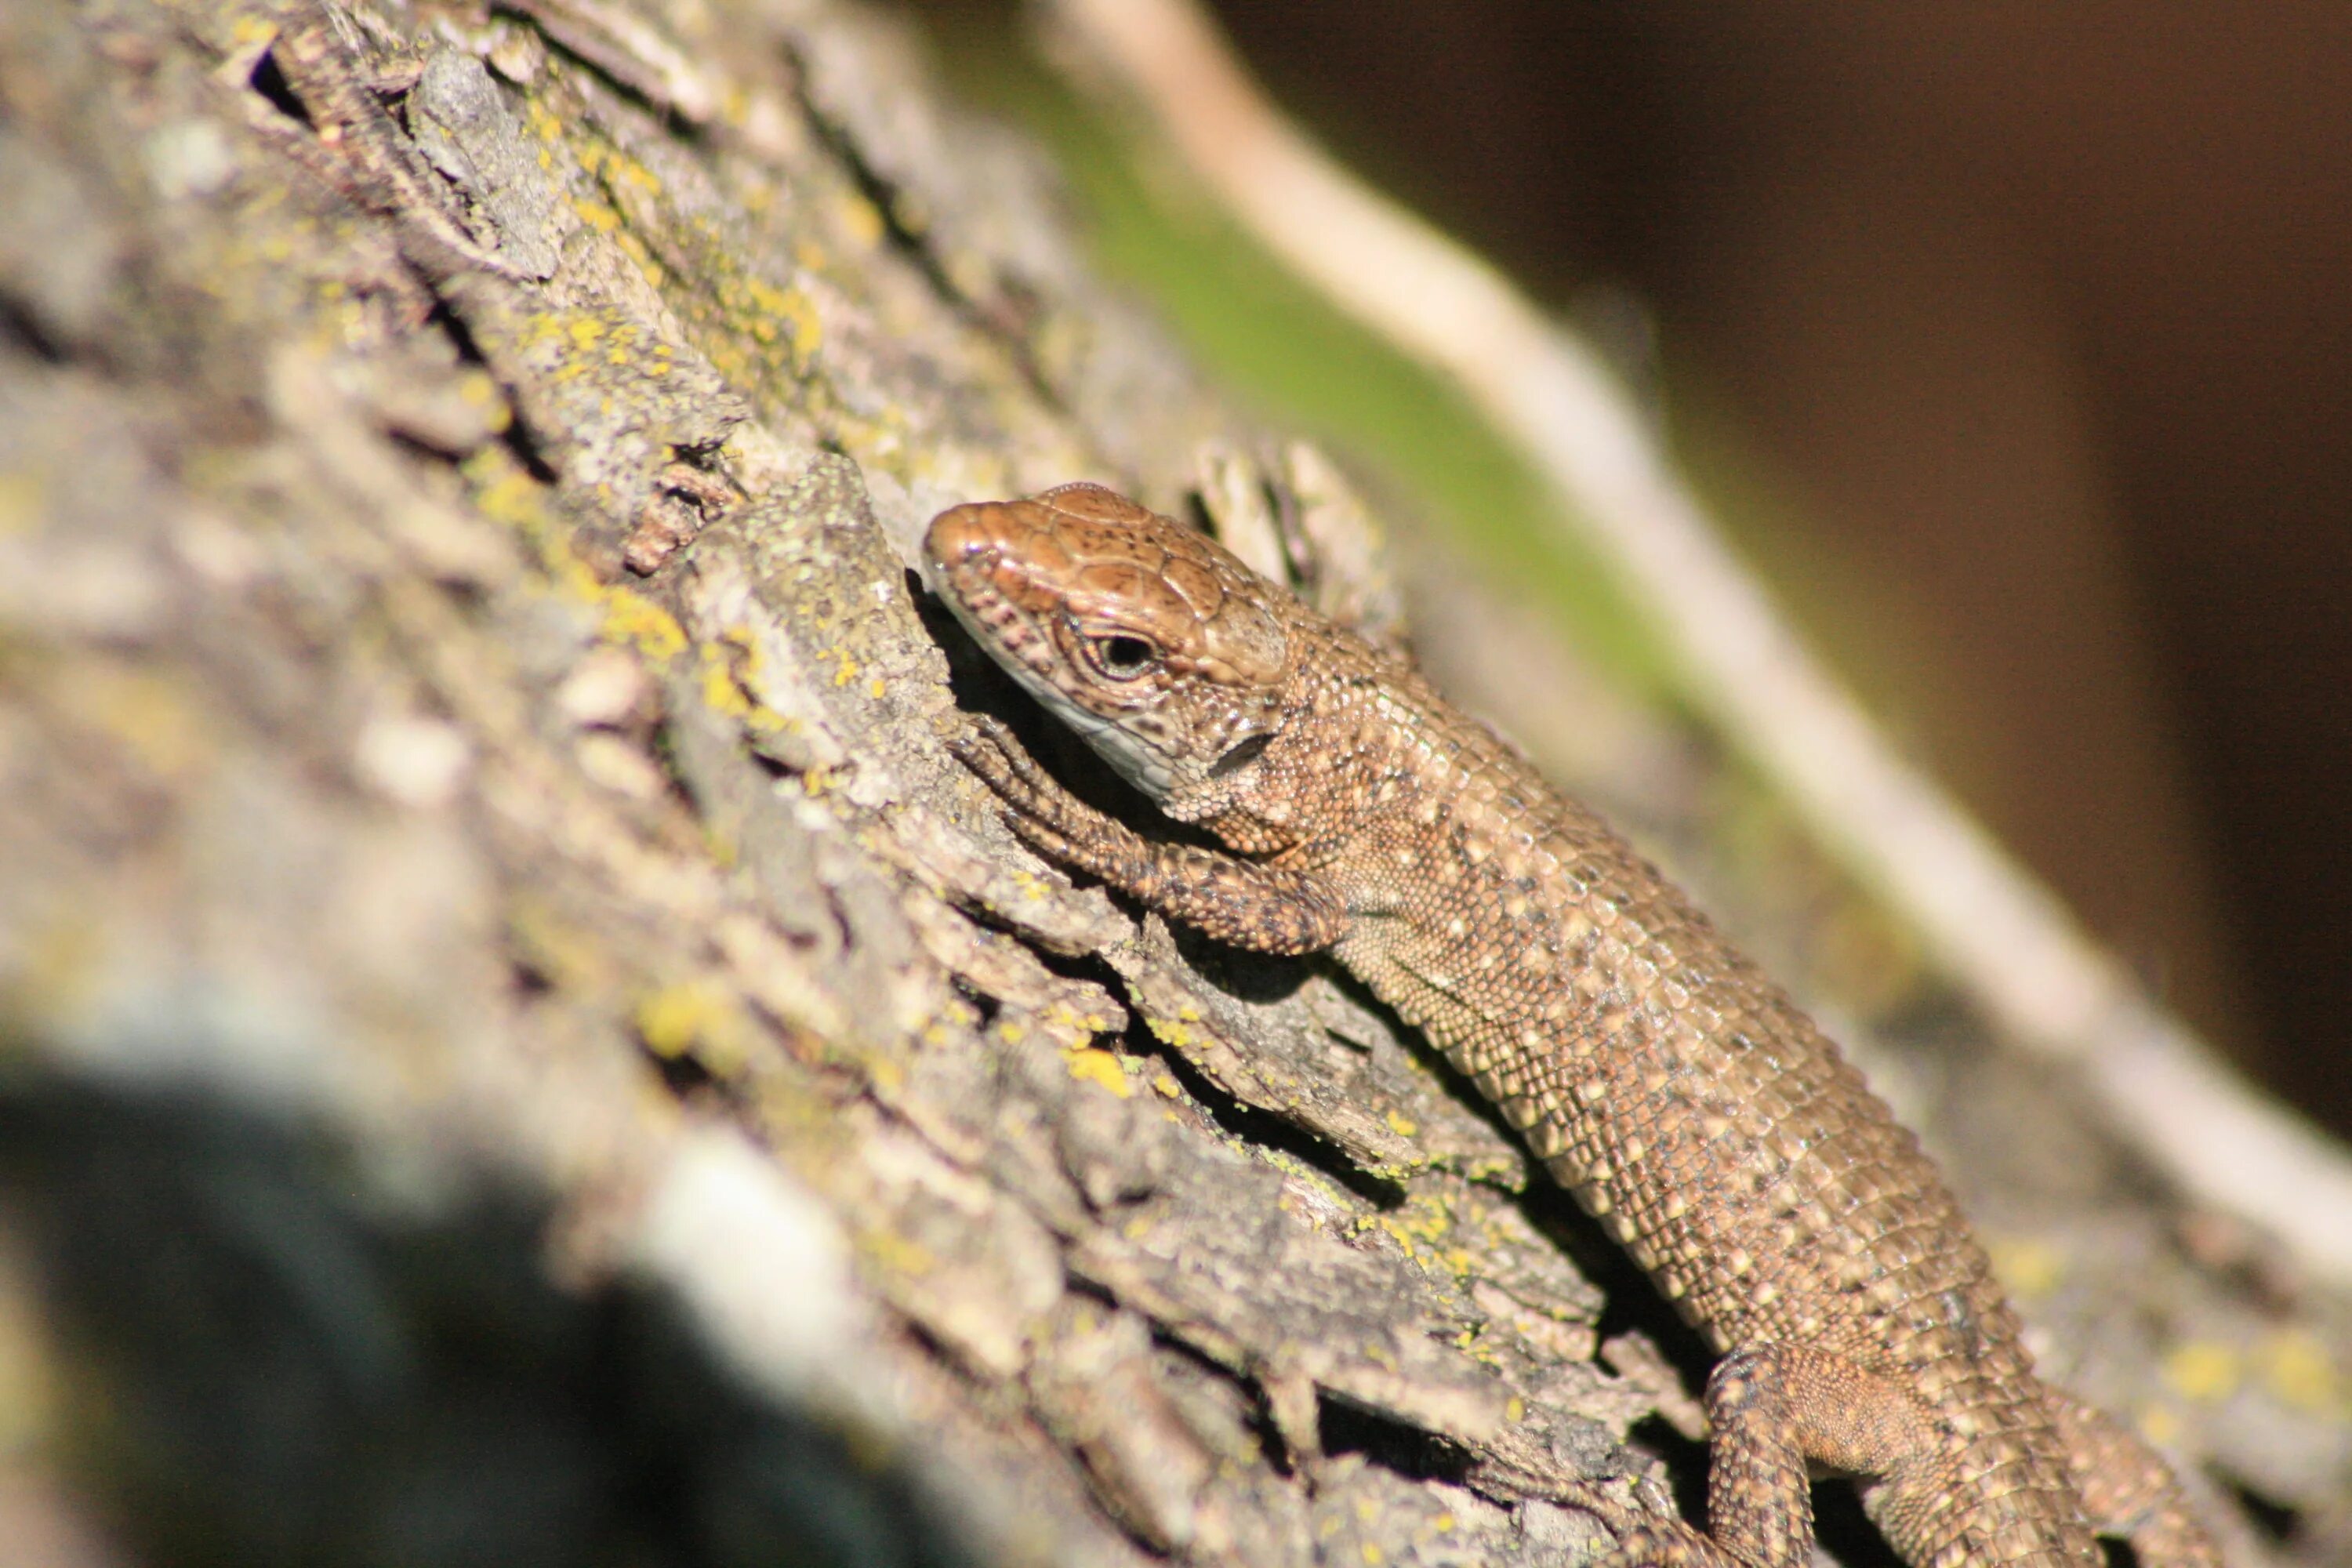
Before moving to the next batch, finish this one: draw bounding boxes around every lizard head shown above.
[925,484,1293,810]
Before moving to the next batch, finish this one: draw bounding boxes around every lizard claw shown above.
[946,715,1010,781]
[949,715,1051,811]
[952,717,1081,820]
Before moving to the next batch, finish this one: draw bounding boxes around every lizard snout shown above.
[923,502,1007,572]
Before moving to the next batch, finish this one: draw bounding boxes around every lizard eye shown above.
[1087,633,1161,681]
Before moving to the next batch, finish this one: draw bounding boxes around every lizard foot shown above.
[950,716,1156,880]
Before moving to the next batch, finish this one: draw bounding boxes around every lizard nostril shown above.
[923,507,985,565]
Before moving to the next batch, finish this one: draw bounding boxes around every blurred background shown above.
[905,0,2352,1140]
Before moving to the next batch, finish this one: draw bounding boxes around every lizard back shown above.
[1293,628,2090,1557]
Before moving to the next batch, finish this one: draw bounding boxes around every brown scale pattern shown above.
[927,485,2219,1568]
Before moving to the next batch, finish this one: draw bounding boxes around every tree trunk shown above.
[0,2,2339,1564]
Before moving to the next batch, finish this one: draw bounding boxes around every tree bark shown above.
[0,2,2340,1565]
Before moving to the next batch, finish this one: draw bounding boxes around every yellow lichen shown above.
[775,287,822,359]
[2254,1329,2344,1414]
[597,586,686,664]
[633,978,753,1080]
[1984,1235,2063,1301]
[2159,1341,2241,1404]
[71,662,209,780]
[840,192,886,249]
[1064,1045,1134,1099]
[569,197,622,233]
[504,899,601,993]
[4,914,103,1032]
[856,1229,935,1279]
[697,641,756,720]
[2136,1403,2184,1448]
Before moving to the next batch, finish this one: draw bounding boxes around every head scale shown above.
[924,484,1291,804]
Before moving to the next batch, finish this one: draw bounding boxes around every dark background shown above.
[919,2,2352,1139]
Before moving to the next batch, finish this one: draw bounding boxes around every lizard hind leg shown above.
[1698,1344,1959,1568]
[1544,1341,1936,1568]
[2046,1389,2223,1568]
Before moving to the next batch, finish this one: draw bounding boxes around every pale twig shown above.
[1041,0,2352,1283]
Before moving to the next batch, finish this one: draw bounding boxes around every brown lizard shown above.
[924,483,2222,1568]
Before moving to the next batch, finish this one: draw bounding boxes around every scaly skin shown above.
[924,483,2220,1568]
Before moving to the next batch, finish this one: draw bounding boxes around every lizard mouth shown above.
[924,505,1062,682]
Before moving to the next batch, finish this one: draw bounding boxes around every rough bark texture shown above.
[0,2,2343,1566]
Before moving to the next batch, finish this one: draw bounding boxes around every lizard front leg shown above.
[953,717,1348,956]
